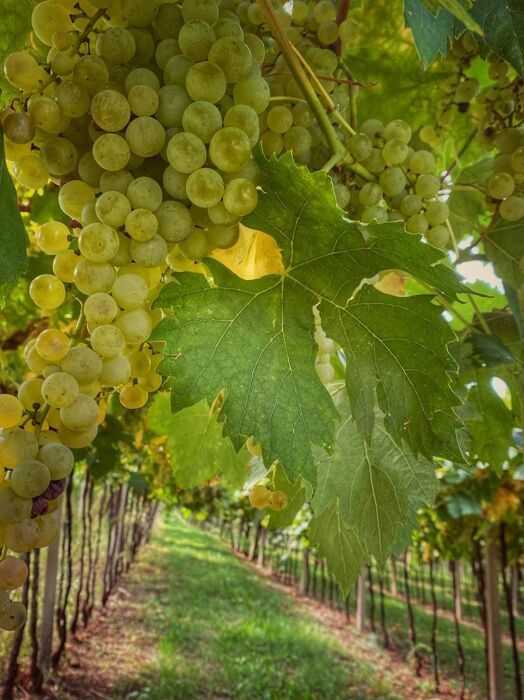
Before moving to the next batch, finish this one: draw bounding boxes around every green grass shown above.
[134,516,402,700]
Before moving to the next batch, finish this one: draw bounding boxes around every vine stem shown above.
[256,0,345,163]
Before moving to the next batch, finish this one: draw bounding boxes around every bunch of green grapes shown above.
[249,484,288,511]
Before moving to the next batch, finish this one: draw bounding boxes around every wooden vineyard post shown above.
[484,532,504,700]
[355,569,366,632]
[38,499,63,679]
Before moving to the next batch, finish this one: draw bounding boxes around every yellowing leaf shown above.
[210,224,284,280]
[374,271,406,297]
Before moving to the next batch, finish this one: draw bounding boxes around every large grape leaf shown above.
[147,393,249,488]
[309,499,366,594]
[485,218,524,289]
[0,137,28,307]
[405,0,524,74]
[153,154,465,484]
[312,388,436,566]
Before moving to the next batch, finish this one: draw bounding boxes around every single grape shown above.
[186,168,224,208]
[268,490,288,511]
[249,484,270,508]
[486,172,515,199]
[0,395,23,429]
[10,460,50,500]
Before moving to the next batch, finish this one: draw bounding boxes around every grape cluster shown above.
[249,484,288,511]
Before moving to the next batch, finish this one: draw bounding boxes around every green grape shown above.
[153,3,184,40]
[348,133,372,161]
[58,421,98,449]
[18,377,43,412]
[486,172,515,199]
[127,349,152,378]
[266,105,293,134]
[224,105,259,146]
[383,119,411,143]
[95,191,132,228]
[339,18,359,43]
[406,213,429,234]
[4,518,40,553]
[126,208,159,241]
[38,443,73,480]
[214,18,244,40]
[292,0,310,23]
[183,101,222,143]
[179,227,211,259]
[41,372,79,409]
[361,205,388,224]
[40,137,78,176]
[207,223,239,249]
[81,203,100,227]
[53,250,79,284]
[115,309,153,344]
[425,201,449,226]
[0,483,32,523]
[78,152,104,189]
[0,429,38,470]
[165,55,195,86]
[182,0,219,24]
[33,513,58,548]
[27,95,61,131]
[408,150,436,174]
[292,102,314,128]
[119,383,149,409]
[91,89,131,132]
[154,201,193,241]
[167,132,207,174]
[233,76,270,113]
[426,225,450,248]
[100,170,134,195]
[454,78,479,103]
[500,195,524,221]
[60,394,99,432]
[359,182,382,206]
[415,174,440,198]
[360,119,384,143]
[130,235,168,267]
[185,61,226,103]
[186,168,224,208]
[84,292,119,325]
[223,178,257,216]
[0,556,28,591]
[208,36,252,82]
[283,126,312,155]
[90,325,126,359]
[58,180,95,220]
[3,113,35,145]
[12,155,49,190]
[92,134,131,172]
[382,138,408,166]
[36,329,69,362]
[60,346,103,384]
[72,55,109,95]
[379,167,406,197]
[178,20,216,60]
[317,21,339,46]
[78,223,120,263]
[362,148,386,173]
[208,202,239,225]
[112,274,149,310]
[400,194,423,217]
[125,67,160,93]
[209,127,251,172]
[55,81,90,119]
[37,222,69,255]
[224,159,260,184]
[99,355,132,387]
[510,147,524,173]
[155,38,180,71]
[261,130,283,156]
[333,182,350,209]
[73,260,116,295]
[157,86,192,128]
[10,460,50,500]
[0,601,27,632]
[128,85,160,118]
[495,128,522,154]
[3,52,48,92]
[95,26,136,66]
[126,116,166,157]
[127,177,163,211]
[29,274,66,310]
[0,395,23,430]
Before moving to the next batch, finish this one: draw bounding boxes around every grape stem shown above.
[441,128,477,181]
[256,0,346,163]
[36,404,50,437]
[71,307,86,342]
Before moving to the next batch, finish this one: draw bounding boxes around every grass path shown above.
[42,515,434,700]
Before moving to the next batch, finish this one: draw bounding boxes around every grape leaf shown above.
[0,137,27,307]
[309,499,365,594]
[465,370,513,473]
[0,0,35,106]
[405,0,524,74]
[147,393,249,488]
[154,154,465,483]
[485,218,524,289]
[83,415,135,480]
[448,159,492,239]
[421,0,482,34]
[312,389,436,566]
